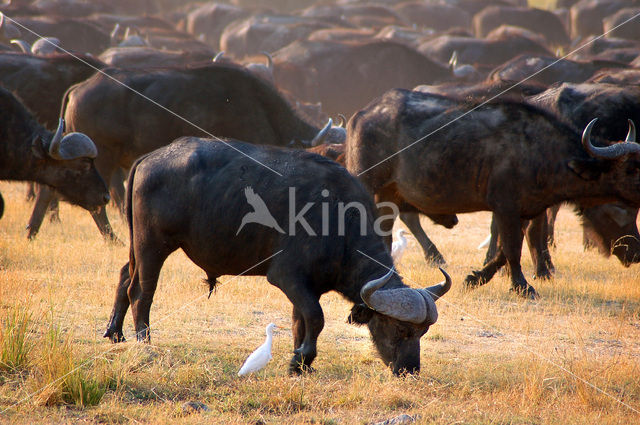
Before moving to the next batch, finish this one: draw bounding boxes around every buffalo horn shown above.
[360,267,435,324]
[310,118,332,146]
[10,39,30,53]
[337,114,346,128]
[48,118,98,160]
[418,268,451,301]
[626,119,636,143]
[582,118,640,159]
[213,51,225,62]
[261,51,273,71]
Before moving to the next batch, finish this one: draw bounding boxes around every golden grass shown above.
[1,180,639,424]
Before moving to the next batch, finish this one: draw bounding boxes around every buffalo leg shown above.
[26,185,56,239]
[399,212,446,266]
[128,247,169,343]
[525,214,554,279]
[48,195,60,223]
[109,168,127,216]
[25,183,35,202]
[292,307,305,349]
[270,273,324,374]
[496,212,536,297]
[90,207,122,244]
[104,263,131,342]
[0,191,4,219]
[483,214,500,265]
[465,250,507,288]
[546,204,561,247]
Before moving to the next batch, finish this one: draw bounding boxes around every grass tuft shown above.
[0,305,33,373]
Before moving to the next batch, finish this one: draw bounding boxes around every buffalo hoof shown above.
[533,269,553,280]
[103,328,126,343]
[463,271,486,289]
[288,353,315,375]
[510,284,538,299]
[425,253,446,267]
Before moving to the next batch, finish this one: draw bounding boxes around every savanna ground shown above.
[0,180,639,425]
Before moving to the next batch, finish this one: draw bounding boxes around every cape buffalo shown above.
[346,89,640,297]
[104,138,451,375]
[0,86,109,220]
[57,62,343,242]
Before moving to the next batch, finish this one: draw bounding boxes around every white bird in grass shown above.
[391,229,410,262]
[238,323,277,376]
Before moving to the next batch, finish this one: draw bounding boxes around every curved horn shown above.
[48,118,65,159]
[449,50,458,69]
[213,51,225,62]
[337,114,346,128]
[360,267,435,324]
[626,119,636,143]
[582,118,640,159]
[361,267,394,308]
[419,268,451,302]
[261,51,273,70]
[110,23,121,42]
[10,39,30,53]
[310,118,332,147]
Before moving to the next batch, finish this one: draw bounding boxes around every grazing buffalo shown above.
[0,86,109,219]
[0,51,106,239]
[346,89,640,297]
[59,62,343,241]
[104,138,451,375]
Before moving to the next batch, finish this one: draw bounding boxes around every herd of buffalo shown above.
[1,0,640,375]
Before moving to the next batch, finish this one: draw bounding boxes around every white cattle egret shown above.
[238,323,277,376]
[391,229,409,262]
[477,234,491,250]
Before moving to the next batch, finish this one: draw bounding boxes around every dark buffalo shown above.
[526,83,640,268]
[104,138,451,375]
[474,6,570,46]
[59,62,343,241]
[570,0,636,39]
[9,16,110,54]
[489,54,627,86]
[98,46,214,69]
[346,89,640,297]
[588,68,640,84]
[418,33,552,68]
[184,2,251,49]
[603,7,640,40]
[0,51,106,238]
[273,40,452,117]
[0,86,109,219]
[220,14,334,59]
[393,2,471,32]
[307,142,458,265]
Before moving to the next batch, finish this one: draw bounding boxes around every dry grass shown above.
[1,180,639,424]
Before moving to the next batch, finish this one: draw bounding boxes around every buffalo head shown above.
[349,267,451,375]
[32,118,109,210]
[571,119,640,209]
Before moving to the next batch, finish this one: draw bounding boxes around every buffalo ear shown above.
[568,159,603,180]
[31,135,46,159]
[347,304,374,325]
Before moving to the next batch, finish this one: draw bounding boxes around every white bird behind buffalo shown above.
[391,229,410,262]
[238,323,277,376]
